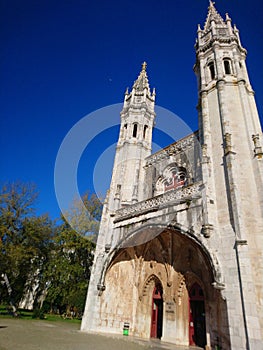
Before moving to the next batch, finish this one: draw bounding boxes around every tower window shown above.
[223,59,231,75]
[123,124,127,138]
[143,125,148,139]
[208,62,215,80]
[133,123,138,138]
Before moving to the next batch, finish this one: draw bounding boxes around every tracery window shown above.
[164,167,186,191]
[155,165,187,195]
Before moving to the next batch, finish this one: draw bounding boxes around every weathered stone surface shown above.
[81,3,263,350]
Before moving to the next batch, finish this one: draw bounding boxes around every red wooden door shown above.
[150,286,163,339]
[150,301,158,338]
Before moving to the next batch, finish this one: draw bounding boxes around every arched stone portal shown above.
[99,229,230,347]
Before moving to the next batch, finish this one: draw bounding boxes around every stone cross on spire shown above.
[132,61,150,92]
[203,0,224,31]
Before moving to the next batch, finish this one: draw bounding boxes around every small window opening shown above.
[133,123,138,138]
[224,59,231,75]
[143,125,148,139]
[122,123,127,138]
[208,62,215,80]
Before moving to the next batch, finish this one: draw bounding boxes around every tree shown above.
[62,192,102,242]
[0,183,101,315]
[17,215,54,309]
[0,182,54,309]
[43,221,95,314]
[42,192,102,314]
[0,181,38,245]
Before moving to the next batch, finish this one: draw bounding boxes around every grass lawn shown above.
[0,304,81,324]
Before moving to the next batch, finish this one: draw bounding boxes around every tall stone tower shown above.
[194,2,263,348]
[110,62,156,207]
[81,63,156,332]
[81,3,263,349]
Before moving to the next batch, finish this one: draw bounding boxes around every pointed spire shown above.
[133,62,150,92]
[142,61,147,71]
[203,1,225,31]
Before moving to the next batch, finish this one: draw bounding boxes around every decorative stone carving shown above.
[201,224,213,238]
[114,182,203,222]
[177,274,186,306]
[145,133,198,167]
[252,134,263,159]
[97,284,106,296]
[224,132,233,155]
[105,244,111,253]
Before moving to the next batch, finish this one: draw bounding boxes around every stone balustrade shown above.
[114,181,203,222]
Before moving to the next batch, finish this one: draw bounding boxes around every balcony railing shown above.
[114,181,203,223]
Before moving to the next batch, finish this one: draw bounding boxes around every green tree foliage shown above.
[0,182,101,315]
[43,222,95,314]
[62,192,102,242]
[0,181,38,244]
[43,192,101,313]
[0,182,54,306]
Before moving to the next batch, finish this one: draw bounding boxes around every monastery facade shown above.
[81,3,263,349]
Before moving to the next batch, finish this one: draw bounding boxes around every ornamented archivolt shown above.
[139,274,162,301]
[177,273,186,306]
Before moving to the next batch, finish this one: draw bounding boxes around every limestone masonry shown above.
[81,2,263,349]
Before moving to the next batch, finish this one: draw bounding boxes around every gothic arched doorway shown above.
[150,284,163,339]
[189,283,206,347]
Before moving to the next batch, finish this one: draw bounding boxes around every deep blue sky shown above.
[1,0,262,219]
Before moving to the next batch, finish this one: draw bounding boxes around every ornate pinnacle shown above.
[132,62,150,92]
[225,13,231,21]
[142,61,147,71]
[209,0,215,8]
[203,0,224,31]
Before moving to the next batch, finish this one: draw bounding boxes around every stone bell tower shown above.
[81,63,156,332]
[194,1,263,348]
[102,62,156,249]
[111,61,156,207]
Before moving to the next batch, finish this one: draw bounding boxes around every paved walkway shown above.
[0,318,202,350]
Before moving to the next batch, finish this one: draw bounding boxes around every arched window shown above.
[143,125,148,139]
[133,123,138,138]
[208,62,215,80]
[122,123,127,138]
[223,59,231,75]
